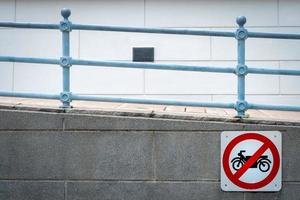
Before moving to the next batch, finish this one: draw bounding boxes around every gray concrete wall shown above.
[0,108,299,200]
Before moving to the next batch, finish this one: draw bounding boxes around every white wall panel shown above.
[212,95,236,103]
[0,62,13,91]
[144,61,236,94]
[145,61,280,95]
[213,94,300,106]
[16,0,144,26]
[14,63,61,93]
[140,94,212,102]
[145,0,277,27]
[0,0,15,21]
[279,0,300,26]
[246,61,280,94]
[0,29,79,58]
[71,66,144,94]
[0,0,299,106]
[279,61,300,94]
[79,31,210,61]
[212,27,300,60]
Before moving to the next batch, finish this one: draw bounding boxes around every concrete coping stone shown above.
[0,99,299,127]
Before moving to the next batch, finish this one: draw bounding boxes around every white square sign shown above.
[221,131,282,192]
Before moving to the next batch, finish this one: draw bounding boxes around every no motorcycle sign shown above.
[221,131,282,191]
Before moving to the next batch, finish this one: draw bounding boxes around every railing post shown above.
[235,16,248,118]
[60,8,72,108]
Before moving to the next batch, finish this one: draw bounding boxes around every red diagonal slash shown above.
[233,141,271,179]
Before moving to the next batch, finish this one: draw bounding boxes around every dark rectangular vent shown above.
[132,47,154,62]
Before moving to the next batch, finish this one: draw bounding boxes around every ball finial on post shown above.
[61,8,71,20]
[236,16,246,27]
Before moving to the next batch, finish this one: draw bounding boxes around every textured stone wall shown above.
[0,108,299,199]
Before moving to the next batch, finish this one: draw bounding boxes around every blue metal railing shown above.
[0,8,300,118]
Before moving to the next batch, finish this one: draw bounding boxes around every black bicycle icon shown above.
[231,150,272,172]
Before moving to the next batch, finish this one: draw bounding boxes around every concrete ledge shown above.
[0,97,300,127]
[0,109,299,131]
[0,109,64,130]
[0,181,64,200]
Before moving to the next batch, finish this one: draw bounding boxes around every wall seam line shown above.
[278,61,281,95]
[277,0,280,26]
[68,93,300,96]
[144,0,146,27]
[78,30,81,59]
[143,0,146,95]
[209,28,213,60]
[12,0,16,92]
[14,0,17,21]
[1,179,300,183]
[143,70,146,94]
[64,181,67,200]
[12,62,15,92]
[62,117,65,131]
[152,130,157,181]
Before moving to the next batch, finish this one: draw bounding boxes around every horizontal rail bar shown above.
[248,31,300,40]
[248,67,300,76]
[248,103,300,111]
[72,24,235,37]
[1,56,300,77]
[0,56,59,65]
[72,59,235,73]
[72,94,235,109]
[1,22,300,40]
[0,91,60,100]
[0,22,59,29]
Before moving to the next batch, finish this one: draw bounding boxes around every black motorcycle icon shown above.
[231,150,272,172]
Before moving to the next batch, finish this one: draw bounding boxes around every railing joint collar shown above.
[60,20,72,32]
[60,92,72,104]
[235,64,248,76]
[235,28,248,40]
[235,100,248,112]
[60,56,72,68]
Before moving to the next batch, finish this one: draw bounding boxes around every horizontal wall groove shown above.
[0,179,299,183]
[147,26,300,29]
[0,129,291,132]
[0,179,220,183]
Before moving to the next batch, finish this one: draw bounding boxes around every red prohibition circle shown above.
[223,133,280,189]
